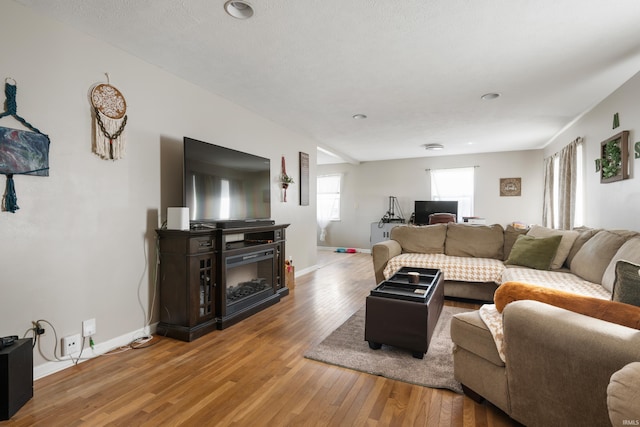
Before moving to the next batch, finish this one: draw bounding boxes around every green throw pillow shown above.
[505,234,563,270]
[612,260,640,307]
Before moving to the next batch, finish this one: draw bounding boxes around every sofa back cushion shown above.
[570,230,627,284]
[390,223,447,254]
[503,224,529,260]
[445,223,504,259]
[566,227,600,268]
[527,225,579,270]
[601,238,640,292]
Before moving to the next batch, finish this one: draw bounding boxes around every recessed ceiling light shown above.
[424,143,444,151]
[481,93,500,100]
[352,114,367,120]
[224,1,254,19]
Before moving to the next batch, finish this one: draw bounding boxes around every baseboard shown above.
[33,323,157,380]
[294,265,317,277]
[317,245,371,254]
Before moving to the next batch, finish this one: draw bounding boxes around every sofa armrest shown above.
[608,362,640,426]
[372,240,402,283]
[503,300,640,427]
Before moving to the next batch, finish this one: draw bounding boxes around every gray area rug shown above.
[304,305,472,394]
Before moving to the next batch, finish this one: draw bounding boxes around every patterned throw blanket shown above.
[383,254,612,362]
[383,253,505,283]
[479,268,611,362]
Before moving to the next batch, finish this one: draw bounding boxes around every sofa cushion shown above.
[501,267,611,299]
[612,260,640,307]
[503,224,528,261]
[445,223,504,259]
[602,238,640,293]
[450,310,504,367]
[570,230,627,285]
[504,234,562,270]
[607,362,640,427]
[494,281,640,330]
[390,224,447,254]
[383,253,505,283]
[527,224,579,269]
[566,227,600,269]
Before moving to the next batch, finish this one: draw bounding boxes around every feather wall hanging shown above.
[0,78,50,213]
[90,74,128,160]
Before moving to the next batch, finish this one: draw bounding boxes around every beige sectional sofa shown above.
[372,223,511,301]
[372,222,638,301]
[372,223,640,426]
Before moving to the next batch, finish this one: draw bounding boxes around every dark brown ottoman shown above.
[364,268,444,358]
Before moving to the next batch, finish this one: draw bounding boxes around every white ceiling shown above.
[16,0,640,164]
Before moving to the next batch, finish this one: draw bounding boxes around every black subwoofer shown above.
[0,338,33,420]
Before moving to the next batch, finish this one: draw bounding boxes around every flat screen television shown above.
[414,200,458,225]
[183,137,271,227]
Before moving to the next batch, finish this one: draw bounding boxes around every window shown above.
[317,174,341,221]
[430,167,475,221]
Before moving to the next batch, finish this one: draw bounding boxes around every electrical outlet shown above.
[33,321,45,335]
[61,333,81,356]
[83,318,96,337]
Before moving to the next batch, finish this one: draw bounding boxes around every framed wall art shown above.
[299,151,309,206]
[600,130,629,183]
[500,178,521,197]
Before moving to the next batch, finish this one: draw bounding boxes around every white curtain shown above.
[557,140,579,229]
[543,137,582,229]
[317,202,334,242]
[542,156,554,228]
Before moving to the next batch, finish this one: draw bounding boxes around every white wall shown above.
[319,70,640,251]
[0,2,317,371]
[545,71,640,230]
[317,150,544,248]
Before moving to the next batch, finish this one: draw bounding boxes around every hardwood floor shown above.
[3,251,517,426]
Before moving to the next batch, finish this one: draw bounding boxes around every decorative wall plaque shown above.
[299,151,309,206]
[500,178,521,197]
[600,130,629,183]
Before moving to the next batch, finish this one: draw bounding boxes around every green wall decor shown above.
[600,130,629,183]
[635,141,640,159]
[612,112,620,129]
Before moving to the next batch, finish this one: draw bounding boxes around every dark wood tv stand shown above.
[156,223,289,341]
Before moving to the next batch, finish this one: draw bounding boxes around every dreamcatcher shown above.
[90,75,128,160]
[0,78,50,213]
